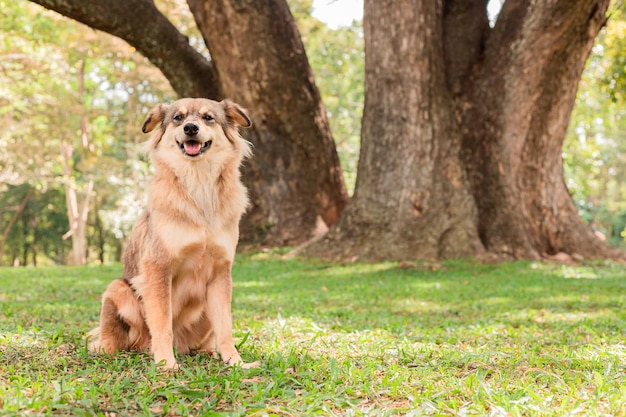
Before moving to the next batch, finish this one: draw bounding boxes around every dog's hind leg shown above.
[90,279,148,354]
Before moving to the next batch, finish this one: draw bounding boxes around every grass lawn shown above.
[0,253,625,416]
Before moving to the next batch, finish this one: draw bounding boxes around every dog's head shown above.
[141,98,252,162]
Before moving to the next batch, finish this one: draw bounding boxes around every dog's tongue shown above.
[184,141,202,156]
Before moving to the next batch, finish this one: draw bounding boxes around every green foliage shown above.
[0,185,70,265]
[0,0,175,264]
[600,3,626,104]
[1,255,625,415]
[564,2,626,246]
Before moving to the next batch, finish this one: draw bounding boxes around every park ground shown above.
[0,253,625,416]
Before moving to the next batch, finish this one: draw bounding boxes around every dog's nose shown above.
[183,122,199,136]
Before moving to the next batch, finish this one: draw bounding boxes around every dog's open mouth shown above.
[178,140,211,157]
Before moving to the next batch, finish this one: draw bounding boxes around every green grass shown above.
[1,254,625,416]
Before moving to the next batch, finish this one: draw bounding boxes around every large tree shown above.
[25,0,624,261]
[310,0,623,261]
[29,0,349,246]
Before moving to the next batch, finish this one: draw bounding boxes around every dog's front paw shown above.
[223,353,260,369]
[222,350,242,366]
[240,360,261,369]
[155,356,179,370]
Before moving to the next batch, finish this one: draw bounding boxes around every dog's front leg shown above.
[137,267,177,369]
[205,259,256,368]
[206,270,239,365]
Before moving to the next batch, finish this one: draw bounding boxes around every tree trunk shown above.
[62,176,94,265]
[94,199,106,264]
[457,0,622,260]
[61,59,94,265]
[21,217,29,267]
[187,0,349,245]
[312,0,622,262]
[309,0,484,261]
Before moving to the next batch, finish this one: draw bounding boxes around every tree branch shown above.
[487,0,609,66]
[29,0,221,98]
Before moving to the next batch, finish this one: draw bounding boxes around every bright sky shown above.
[312,0,363,28]
[312,0,503,28]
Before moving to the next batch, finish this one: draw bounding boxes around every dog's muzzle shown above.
[179,122,211,157]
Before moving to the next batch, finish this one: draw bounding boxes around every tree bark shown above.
[458,0,621,259]
[309,0,484,261]
[30,0,219,98]
[187,0,349,245]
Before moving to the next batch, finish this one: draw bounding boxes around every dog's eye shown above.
[173,114,184,122]
[203,114,214,122]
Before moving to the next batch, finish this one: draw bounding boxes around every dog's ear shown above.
[221,100,252,128]
[142,104,169,133]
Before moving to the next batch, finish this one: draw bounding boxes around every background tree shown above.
[311,0,623,261]
[459,0,622,260]
[0,185,34,265]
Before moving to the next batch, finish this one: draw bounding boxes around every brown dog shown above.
[88,98,254,369]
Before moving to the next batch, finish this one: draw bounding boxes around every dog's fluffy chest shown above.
[171,256,208,323]
[179,163,220,219]
[177,161,246,227]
